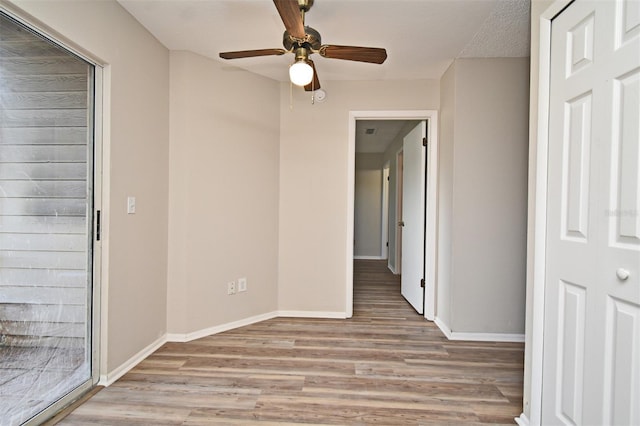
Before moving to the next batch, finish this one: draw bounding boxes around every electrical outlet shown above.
[238,278,247,292]
[227,281,236,295]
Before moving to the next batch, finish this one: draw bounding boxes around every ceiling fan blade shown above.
[304,59,321,92]
[273,0,305,39]
[219,48,287,60]
[319,45,387,64]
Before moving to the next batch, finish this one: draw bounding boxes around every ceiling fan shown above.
[219,0,388,92]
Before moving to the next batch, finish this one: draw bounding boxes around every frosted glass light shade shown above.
[289,61,313,86]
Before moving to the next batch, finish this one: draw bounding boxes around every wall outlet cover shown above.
[238,278,247,292]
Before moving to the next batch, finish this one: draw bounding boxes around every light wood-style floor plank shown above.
[57,260,524,425]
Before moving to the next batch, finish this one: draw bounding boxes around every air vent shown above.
[365,128,377,135]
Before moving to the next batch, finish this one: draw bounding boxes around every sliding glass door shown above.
[0,11,97,425]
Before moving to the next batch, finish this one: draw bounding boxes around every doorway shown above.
[347,110,439,320]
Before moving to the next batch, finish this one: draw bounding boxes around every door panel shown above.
[542,1,640,424]
[400,121,426,314]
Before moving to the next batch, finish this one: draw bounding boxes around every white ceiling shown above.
[356,120,420,154]
[117,0,531,83]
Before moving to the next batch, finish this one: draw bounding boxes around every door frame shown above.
[395,148,403,275]
[346,110,439,320]
[381,162,390,260]
[524,1,575,425]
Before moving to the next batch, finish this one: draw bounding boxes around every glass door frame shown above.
[0,4,104,424]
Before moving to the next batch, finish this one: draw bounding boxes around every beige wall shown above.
[167,51,280,334]
[354,153,384,258]
[437,58,529,334]
[6,0,170,372]
[278,80,439,314]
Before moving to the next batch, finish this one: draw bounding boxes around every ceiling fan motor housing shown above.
[283,26,322,52]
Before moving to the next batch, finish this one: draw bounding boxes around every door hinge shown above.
[386,241,389,247]
[387,175,390,181]
[422,137,428,146]
[96,210,101,241]
[420,278,425,288]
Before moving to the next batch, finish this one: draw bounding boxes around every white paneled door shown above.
[542,0,640,424]
[400,121,426,314]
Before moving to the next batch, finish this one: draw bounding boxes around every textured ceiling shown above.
[117,0,531,83]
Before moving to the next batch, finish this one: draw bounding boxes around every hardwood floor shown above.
[58,260,524,425]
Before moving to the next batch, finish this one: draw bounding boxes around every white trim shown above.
[434,316,452,338]
[354,255,385,260]
[515,413,530,426]
[167,310,346,343]
[395,147,403,276]
[424,114,439,321]
[435,316,524,342]
[449,332,525,343]
[277,310,347,319]
[528,2,574,425]
[381,163,390,259]
[348,110,439,323]
[167,312,278,343]
[99,334,167,387]
[90,65,104,386]
[98,65,112,386]
[347,115,356,319]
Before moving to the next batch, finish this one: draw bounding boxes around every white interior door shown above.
[400,121,426,314]
[542,1,640,424]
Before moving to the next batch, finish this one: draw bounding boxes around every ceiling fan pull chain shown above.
[311,76,315,104]
[289,80,294,110]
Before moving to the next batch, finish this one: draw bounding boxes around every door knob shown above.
[398,221,405,227]
[616,268,630,281]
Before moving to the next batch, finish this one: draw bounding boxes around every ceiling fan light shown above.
[289,60,314,86]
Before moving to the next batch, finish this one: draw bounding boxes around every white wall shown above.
[438,58,529,335]
[278,80,439,314]
[6,0,170,373]
[167,51,280,335]
[354,153,384,258]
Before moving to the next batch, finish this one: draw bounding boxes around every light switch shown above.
[127,196,136,214]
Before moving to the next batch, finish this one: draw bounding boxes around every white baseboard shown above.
[99,334,167,387]
[434,316,525,343]
[435,316,453,338]
[277,310,347,319]
[353,255,384,260]
[388,264,398,275]
[515,413,530,426]
[167,311,278,343]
